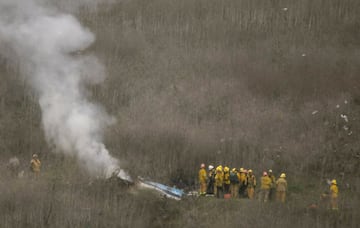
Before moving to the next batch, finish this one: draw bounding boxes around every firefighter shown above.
[30,154,41,179]
[223,166,231,194]
[330,179,339,210]
[247,169,256,200]
[206,165,215,195]
[229,168,239,198]
[268,169,276,200]
[198,163,207,196]
[238,168,247,198]
[259,171,272,202]
[275,173,287,203]
[214,166,224,198]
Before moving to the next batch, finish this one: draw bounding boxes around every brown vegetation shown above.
[0,0,359,227]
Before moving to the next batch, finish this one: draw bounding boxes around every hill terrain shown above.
[0,0,359,227]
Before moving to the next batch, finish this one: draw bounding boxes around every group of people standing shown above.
[198,163,287,203]
[7,154,41,179]
[198,163,340,209]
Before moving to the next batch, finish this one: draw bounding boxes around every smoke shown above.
[0,0,129,179]
[43,0,120,13]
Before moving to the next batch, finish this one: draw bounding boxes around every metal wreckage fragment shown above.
[111,169,185,200]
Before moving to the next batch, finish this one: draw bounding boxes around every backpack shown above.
[230,171,239,183]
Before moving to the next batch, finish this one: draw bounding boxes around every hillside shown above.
[0,0,359,227]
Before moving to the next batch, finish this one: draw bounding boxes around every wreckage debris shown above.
[137,177,185,200]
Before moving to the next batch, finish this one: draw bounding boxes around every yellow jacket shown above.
[237,172,241,182]
[330,184,338,197]
[30,159,41,173]
[247,174,256,188]
[198,168,207,184]
[215,171,224,187]
[239,173,247,185]
[260,176,272,190]
[223,171,230,185]
[208,169,215,178]
[276,178,287,191]
[269,174,276,187]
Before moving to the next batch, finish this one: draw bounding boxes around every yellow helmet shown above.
[224,166,230,172]
[239,167,244,172]
[248,169,253,173]
[280,173,286,178]
[331,179,337,185]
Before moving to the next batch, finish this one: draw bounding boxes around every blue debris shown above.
[138,177,185,200]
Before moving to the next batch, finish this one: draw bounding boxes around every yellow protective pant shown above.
[330,195,338,209]
[32,170,40,180]
[247,187,255,200]
[230,184,239,198]
[276,191,286,203]
[200,182,207,195]
[259,189,270,202]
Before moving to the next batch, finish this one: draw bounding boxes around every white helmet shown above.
[208,165,214,170]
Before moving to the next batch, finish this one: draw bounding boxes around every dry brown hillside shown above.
[0,0,359,227]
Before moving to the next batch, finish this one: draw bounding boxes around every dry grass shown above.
[0,0,359,227]
[0,173,358,227]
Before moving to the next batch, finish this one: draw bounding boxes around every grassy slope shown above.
[0,0,360,227]
[0,176,358,228]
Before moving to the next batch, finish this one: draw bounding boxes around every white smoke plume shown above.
[0,0,130,179]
